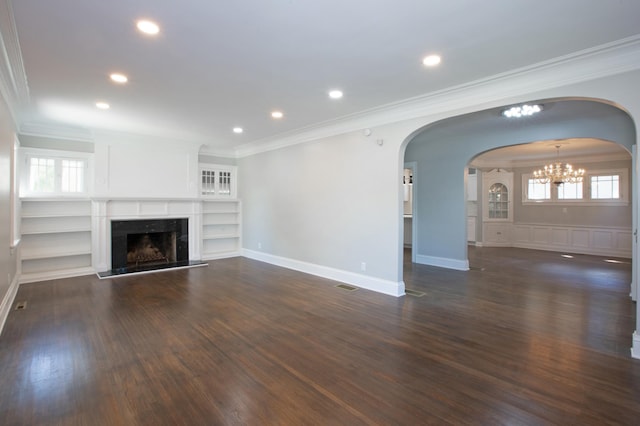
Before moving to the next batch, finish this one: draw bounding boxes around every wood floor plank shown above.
[0,247,639,425]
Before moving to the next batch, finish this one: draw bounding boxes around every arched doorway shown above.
[400,96,637,354]
[402,98,636,274]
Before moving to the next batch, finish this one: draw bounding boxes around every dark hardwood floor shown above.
[1,247,639,425]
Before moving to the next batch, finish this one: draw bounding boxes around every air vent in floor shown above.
[336,284,358,291]
[405,289,426,297]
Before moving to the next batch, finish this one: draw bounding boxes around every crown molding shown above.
[235,35,640,158]
[471,152,631,170]
[198,144,236,158]
[0,0,29,126]
[19,121,94,143]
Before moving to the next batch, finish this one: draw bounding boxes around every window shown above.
[526,179,550,200]
[29,157,55,193]
[488,183,509,219]
[522,168,627,205]
[200,165,237,198]
[20,148,91,197]
[201,170,216,196]
[61,159,85,193]
[557,181,583,200]
[591,175,619,199]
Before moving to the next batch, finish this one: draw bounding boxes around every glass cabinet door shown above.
[488,183,508,219]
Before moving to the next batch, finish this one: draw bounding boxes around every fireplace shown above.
[110,218,189,273]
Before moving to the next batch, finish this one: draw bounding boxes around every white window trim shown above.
[10,135,20,248]
[199,164,238,199]
[522,168,628,206]
[19,147,93,198]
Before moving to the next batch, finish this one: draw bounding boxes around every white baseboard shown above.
[242,249,405,297]
[415,254,469,271]
[632,332,640,359]
[0,274,20,337]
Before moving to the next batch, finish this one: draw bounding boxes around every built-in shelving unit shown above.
[20,199,93,283]
[201,200,241,259]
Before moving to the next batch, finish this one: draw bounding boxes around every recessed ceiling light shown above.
[136,19,160,35]
[95,102,110,110]
[271,111,284,119]
[110,73,128,84]
[561,254,574,259]
[329,90,343,99]
[233,127,243,134]
[422,54,441,67]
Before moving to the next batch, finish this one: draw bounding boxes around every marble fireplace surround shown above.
[93,199,204,276]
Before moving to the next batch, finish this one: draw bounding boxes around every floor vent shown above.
[336,284,358,291]
[15,301,27,310]
[405,289,426,297]
[469,266,485,271]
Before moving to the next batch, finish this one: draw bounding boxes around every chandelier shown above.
[533,145,585,186]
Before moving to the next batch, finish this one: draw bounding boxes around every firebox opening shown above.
[126,231,176,268]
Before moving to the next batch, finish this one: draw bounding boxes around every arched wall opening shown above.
[401,98,636,273]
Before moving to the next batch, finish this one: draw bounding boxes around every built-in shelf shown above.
[20,198,93,283]
[201,200,241,260]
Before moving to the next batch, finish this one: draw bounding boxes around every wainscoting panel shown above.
[592,230,614,250]
[551,228,569,246]
[572,230,590,248]
[511,223,631,258]
[532,227,550,244]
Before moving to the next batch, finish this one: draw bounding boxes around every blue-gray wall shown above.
[405,100,636,265]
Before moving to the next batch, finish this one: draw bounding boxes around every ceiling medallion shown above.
[502,104,543,118]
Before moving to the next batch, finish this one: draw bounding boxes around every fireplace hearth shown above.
[97,218,206,278]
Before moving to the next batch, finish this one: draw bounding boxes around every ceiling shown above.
[7,0,640,154]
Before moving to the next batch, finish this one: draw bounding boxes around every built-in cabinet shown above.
[201,200,242,260]
[20,199,93,283]
[482,169,513,246]
[19,197,243,283]
[467,168,478,242]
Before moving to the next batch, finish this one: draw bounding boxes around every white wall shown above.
[0,92,18,334]
[92,130,202,199]
[236,67,640,359]
[405,99,636,269]
[238,128,411,295]
[513,159,632,227]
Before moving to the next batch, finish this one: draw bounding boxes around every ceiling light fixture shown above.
[110,73,128,84]
[271,111,284,119]
[533,145,585,186]
[328,90,343,99]
[95,102,110,110]
[233,127,243,134]
[136,19,160,35]
[502,104,543,118]
[422,54,441,67]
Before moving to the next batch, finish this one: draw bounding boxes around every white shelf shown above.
[203,217,238,225]
[22,215,92,234]
[19,199,93,282]
[201,200,241,258]
[21,227,91,235]
[21,248,92,261]
[203,233,240,240]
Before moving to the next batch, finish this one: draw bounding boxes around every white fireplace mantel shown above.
[92,198,203,272]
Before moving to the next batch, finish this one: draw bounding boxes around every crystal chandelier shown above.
[533,145,585,186]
